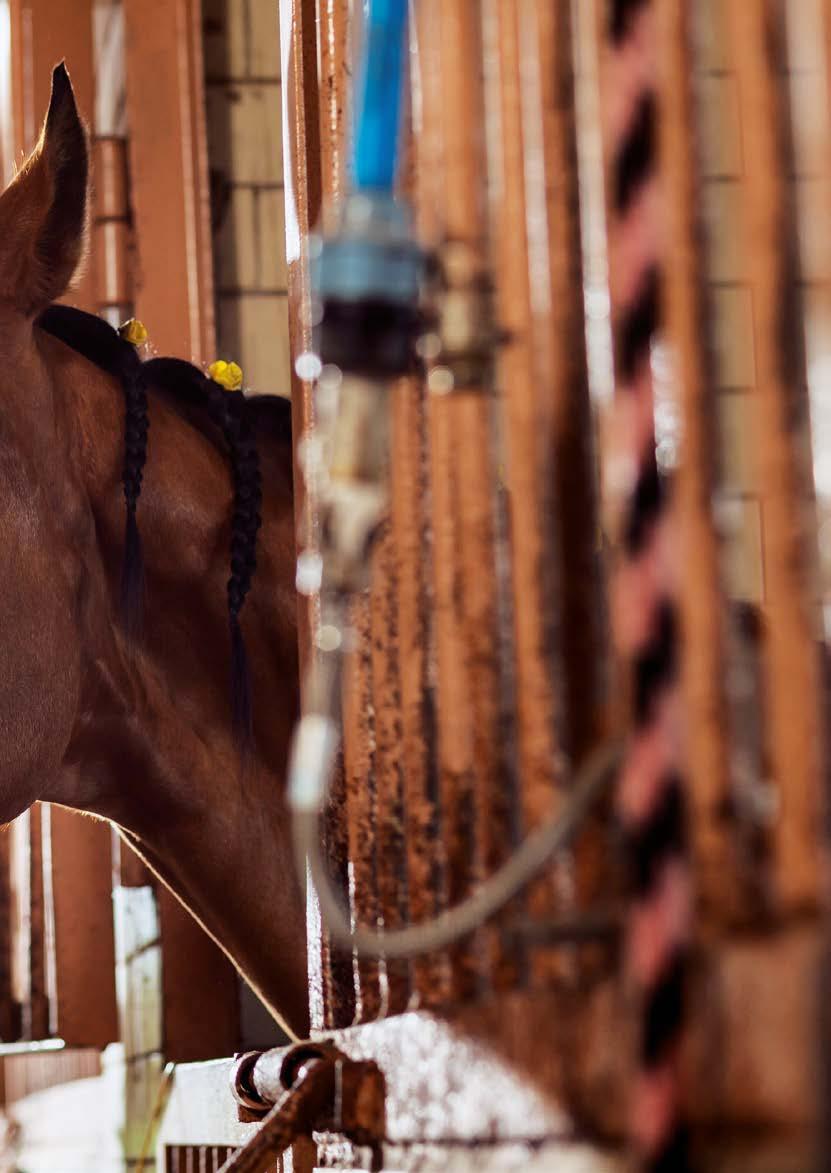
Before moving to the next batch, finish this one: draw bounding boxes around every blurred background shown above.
[0,0,830,1169]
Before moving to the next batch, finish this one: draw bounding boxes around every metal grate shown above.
[164,1146,237,1172]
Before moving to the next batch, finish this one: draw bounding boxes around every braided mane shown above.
[36,304,290,746]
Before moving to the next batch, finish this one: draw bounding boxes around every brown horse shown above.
[0,65,309,1038]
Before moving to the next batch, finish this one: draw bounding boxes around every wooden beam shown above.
[157,889,239,1063]
[46,809,118,1048]
[123,0,215,362]
[0,831,18,1041]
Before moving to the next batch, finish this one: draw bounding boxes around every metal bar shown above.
[725,0,824,913]
[657,0,735,925]
[317,0,351,207]
[315,0,357,1031]
[390,372,447,1004]
[369,531,412,1013]
[403,0,452,1009]
[342,599,382,1019]
[529,0,605,768]
[418,0,505,1002]
[484,0,574,988]
[280,0,325,1031]
[484,0,598,988]
[219,1059,335,1173]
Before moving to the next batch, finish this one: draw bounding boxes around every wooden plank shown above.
[158,888,240,1063]
[27,806,49,1040]
[726,0,824,913]
[47,808,119,1048]
[0,830,17,1041]
[114,829,154,889]
[123,0,215,362]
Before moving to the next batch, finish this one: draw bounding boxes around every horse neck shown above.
[48,355,310,1038]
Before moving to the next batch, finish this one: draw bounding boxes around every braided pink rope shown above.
[603,2,691,1169]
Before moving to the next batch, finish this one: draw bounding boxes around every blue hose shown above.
[352,0,409,192]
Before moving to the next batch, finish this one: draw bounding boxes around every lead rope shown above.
[603,2,691,1169]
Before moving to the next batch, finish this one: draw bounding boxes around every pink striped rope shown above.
[604,1,691,1169]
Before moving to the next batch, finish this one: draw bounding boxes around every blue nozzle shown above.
[352,0,409,193]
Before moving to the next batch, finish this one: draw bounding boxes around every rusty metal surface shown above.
[219,1059,338,1172]
[342,598,382,1021]
[657,0,735,926]
[23,807,48,1042]
[285,0,611,1049]
[725,0,825,916]
[156,1007,629,1167]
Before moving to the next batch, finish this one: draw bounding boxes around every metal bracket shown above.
[224,1042,386,1172]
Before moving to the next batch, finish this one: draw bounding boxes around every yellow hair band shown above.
[208,359,243,391]
[118,318,148,346]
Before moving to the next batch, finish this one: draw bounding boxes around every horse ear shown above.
[0,62,89,316]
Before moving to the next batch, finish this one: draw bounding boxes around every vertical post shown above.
[119,0,243,1060]
[46,807,119,1047]
[158,890,240,1062]
[123,0,215,362]
[485,0,607,983]
[726,0,823,914]
[483,0,569,991]
[0,831,16,1040]
[280,0,322,1028]
[342,604,382,1020]
[25,806,48,1040]
[414,0,511,1003]
[312,0,357,1029]
[657,0,734,924]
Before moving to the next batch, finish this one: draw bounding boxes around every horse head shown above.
[0,65,309,1038]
